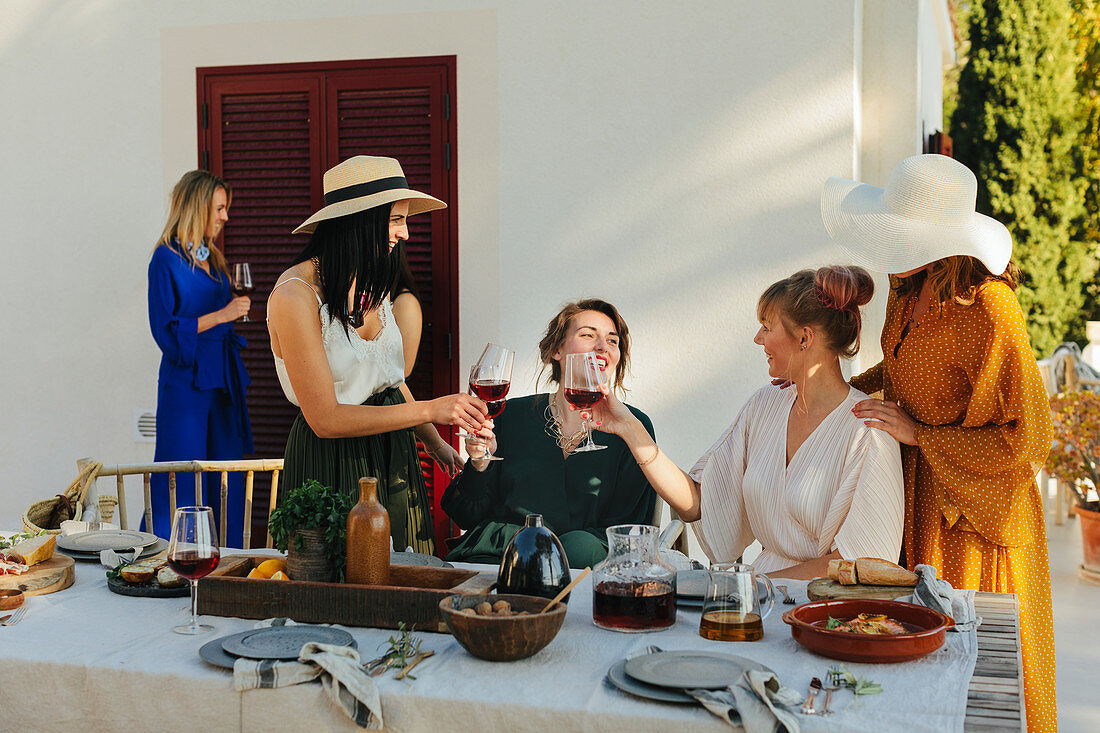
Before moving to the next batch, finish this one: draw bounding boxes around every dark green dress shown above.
[282,386,435,555]
[441,394,656,568]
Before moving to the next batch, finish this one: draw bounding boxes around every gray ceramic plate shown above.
[606,659,695,704]
[63,537,169,562]
[221,625,354,660]
[57,529,158,553]
[201,631,357,669]
[676,570,708,599]
[623,650,773,690]
[391,551,452,568]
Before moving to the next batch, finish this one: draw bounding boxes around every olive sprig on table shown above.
[827,665,883,695]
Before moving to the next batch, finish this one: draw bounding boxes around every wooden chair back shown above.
[78,458,284,549]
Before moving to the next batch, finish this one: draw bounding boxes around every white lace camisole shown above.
[269,277,405,407]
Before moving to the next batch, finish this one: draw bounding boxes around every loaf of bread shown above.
[827,559,843,580]
[8,534,55,566]
[836,559,858,585]
[855,557,918,586]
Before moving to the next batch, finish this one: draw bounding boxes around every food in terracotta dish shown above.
[824,613,912,635]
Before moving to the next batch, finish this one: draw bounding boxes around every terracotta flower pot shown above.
[1072,505,1100,585]
[287,528,336,582]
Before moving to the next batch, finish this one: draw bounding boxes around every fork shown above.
[820,681,841,715]
[1,607,27,626]
[776,585,796,605]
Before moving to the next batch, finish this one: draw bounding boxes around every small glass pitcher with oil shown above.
[699,563,775,641]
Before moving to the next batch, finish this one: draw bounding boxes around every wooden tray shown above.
[197,555,496,633]
[0,554,74,597]
[807,577,915,601]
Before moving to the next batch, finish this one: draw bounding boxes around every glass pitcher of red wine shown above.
[591,524,677,632]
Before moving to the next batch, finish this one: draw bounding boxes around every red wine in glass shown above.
[167,505,220,635]
[564,388,602,410]
[232,263,253,322]
[470,379,510,402]
[168,551,221,580]
[563,352,609,452]
[464,344,515,462]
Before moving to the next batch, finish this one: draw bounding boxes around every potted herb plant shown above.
[268,479,355,582]
[1046,391,1100,583]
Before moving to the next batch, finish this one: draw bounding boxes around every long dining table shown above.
[0,553,1025,732]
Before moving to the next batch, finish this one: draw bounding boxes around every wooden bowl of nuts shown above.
[438,593,567,661]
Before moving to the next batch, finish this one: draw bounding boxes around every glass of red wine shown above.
[232,262,253,322]
[563,352,608,453]
[466,343,514,461]
[167,506,220,635]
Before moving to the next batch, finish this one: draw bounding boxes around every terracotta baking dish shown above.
[782,598,955,663]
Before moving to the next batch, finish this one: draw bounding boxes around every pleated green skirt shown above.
[282,386,435,555]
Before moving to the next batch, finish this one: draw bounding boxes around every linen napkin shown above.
[686,670,803,733]
[232,618,382,729]
[899,564,980,632]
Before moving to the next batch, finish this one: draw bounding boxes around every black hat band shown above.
[323,176,408,206]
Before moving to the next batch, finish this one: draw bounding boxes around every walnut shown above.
[475,601,494,616]
[492,600,512,614]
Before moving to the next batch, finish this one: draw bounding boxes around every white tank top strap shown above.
[271,276,323,305]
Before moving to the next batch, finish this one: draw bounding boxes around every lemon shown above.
[254,558,287,578]
[270,570,290,581]
[246,567,266,579]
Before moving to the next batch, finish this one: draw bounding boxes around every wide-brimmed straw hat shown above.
[820,154,1012,275]
[293,155,446,234]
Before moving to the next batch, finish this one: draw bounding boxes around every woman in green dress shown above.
[267,156,489,554]
[441,299,657,567]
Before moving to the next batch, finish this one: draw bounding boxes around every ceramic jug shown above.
[496,514,571,599]
[346,476,390,585]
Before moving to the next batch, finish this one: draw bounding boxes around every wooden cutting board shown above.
[0,554,74,596]
[807,577,915,601]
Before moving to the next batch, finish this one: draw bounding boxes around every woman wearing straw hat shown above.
[147,170,252,546]
[267,156,488,555]
[822,154,1056,732]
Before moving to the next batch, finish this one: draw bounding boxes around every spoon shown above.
[539,567,591,614]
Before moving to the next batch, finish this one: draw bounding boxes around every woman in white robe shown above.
[590,265,903,578]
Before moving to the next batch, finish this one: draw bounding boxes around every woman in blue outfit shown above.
[147,170,252,546]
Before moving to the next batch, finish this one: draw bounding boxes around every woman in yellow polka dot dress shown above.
[821,154,1056,732]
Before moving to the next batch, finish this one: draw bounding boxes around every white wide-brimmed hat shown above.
[820,154,1012,274]
[293,155,446,234]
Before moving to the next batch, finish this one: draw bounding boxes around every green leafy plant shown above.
[1047,391,1100,511]
[268,479,355,579]
[0,530,43,551]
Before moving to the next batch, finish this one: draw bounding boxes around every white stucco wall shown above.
[0,0,948,539]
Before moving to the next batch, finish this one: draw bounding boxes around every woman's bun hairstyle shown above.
[757,265,874,359]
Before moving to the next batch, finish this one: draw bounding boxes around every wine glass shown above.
[167,506,221,635]
[466,343,514,461]
[232,263,254,322]
[563,352,608,453]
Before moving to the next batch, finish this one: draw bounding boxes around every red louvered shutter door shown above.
[326,65,458,551]
[198,59,458,552]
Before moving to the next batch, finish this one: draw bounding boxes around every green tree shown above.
[950,0,1091,356]
[1072,0,1100,335]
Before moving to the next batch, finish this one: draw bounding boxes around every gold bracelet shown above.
[636,446,660,467]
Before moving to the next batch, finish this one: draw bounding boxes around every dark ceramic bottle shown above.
[346,476,390,585]
[496,514,571,600]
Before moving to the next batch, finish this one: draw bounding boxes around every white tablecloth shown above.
[0,555,977,732]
